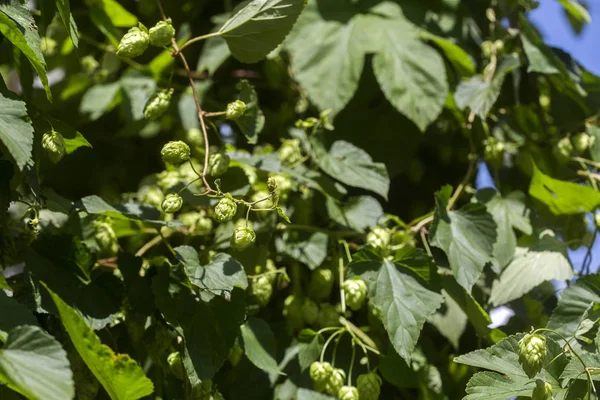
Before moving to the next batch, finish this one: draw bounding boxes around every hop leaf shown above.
[251,275,272,307]
[308,269,334,302]
[167,352,184,380]
[325,368,346,396]
[230,226,256,250]
[518,333,547,378]
[357,372,382,400]
[226,100,247,121]
[161,193,183,213]
[116,26,149,58]
[145,89,172,120]
[149,20,175,47]
[342,278,368,311]
[309,361,333,392]
[208,153,230,177]
[161,141,190,164]
[42,131,66,164]
[279,139,303,166]
[214,197,237,222]
[338,386,359,400]
[531,379,553,400]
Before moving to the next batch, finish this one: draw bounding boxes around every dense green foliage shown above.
[1,0,600,399]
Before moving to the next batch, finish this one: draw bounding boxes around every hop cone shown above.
[42,131,66,163]
[161,193,183,213]
[572,132,592,154]
[145,90,172,120]
[309,361,333,392]
[342,278,368,311]
[251,275,272,307]
[532,379,553,400]
[116,26,149,58]
[161,141,190,164]
[149,20,175,47]
[208,153,230,177]
[308,268,334,302]
[226,100,247,120]
[283,295,305,331]
[338,386,359,400]
[518,333,546,378]
[214,197,237,222]
[357,372,382,400]
[230,226,255,250]
[317,303,341,329]
[301,298,319,325]
[325,368,346,396]
[279,139,302,166]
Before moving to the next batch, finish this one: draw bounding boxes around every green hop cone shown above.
[283,294,305,331]
[149,20,175,47]
[179,211,213,234]
[230,226,256,250]
[161,141,190,164]
[317,303,341,329]
[208,153,230,177]
[251,275,272,307]
[40,37,58,56]
[80,55,99,74]
[357,372,382,400]
[367,226,391,249]
[214,197,237,222]
[145,89,172,120]
[571,132,592,154]
[518,333,547,378]
[338,386,359,400]
[532,379,553,400]
[93,219,119,256]
[308,268,334,302]
[186,127,204,147]
[309,361,333,392]
[553,137,573,164]
[116,26,149,58]
[267,176,277,193]
[42,131,66,164]
[161,193,183,213]
[167,351,184,380]
[226,100,247,121]
[139,185,164,208]
[279,139,303,166]
[342,278,368,311]
[325,368,346,396]
[301,298,319,325]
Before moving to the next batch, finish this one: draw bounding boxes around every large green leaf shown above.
[240,317,283,375]
[0,91,34,170]
[463,372,532,400]
[547,274,600,338]
[0,4,51,100]
[477,190,531,271]
[560,351,600,382]
[428,289,467,349]
[218,0,307,63]
[79,82,121,121]
[235,80,265,144]
[490,235,573,306]
[454,55,520,119]
[275,232,328,270]
[197,36,230,75]
[420,32,475,77]
[0,291,39,342]
[430,186,497,292]
[154,267,247,384]
[350,248,443,362]
[371,17,448,131]
[43,284,154,400]
[297,331,323,372]
[326,195,383,232]
[529,164,600,215]
[311,138,390,199]
[54,0,79,48]
[0,325,74,400]
[175,245,248,297]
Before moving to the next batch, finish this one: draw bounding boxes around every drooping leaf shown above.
[235,80,265,144]
[477,189,531,271]
[218,0,307,63]
[47,116,92,154]
[79,82,121,121]
[547,274,600,337]
[0,5,51,100]
[430,186,497,292]
[43,284,154,400]
[529,164,600,215]
[311,138,390,199]
[587,124,600,162]
[175,246,248,297]
[0,325,74,400]
[197,36,230,75]
[371,17,448,131]
[91,0,137,28]
[0,91,34,170]
[0,293,38,344]
[428,289,468,349]
[326,195,383,232]
[120,75,157,121]
[454,55,521,119]
[490,235,573,306]
[350,248,443,362]
[153,268,246,384]
[297,332,323,372]
[275,232,328,270]
[54,0,79,48]
[240,317,283,375]
[419,31,475,77]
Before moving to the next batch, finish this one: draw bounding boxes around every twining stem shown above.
[174,32,222,55]
[339,253,347,313]
[155,0,215,194]
[347,341,356,386]
[447,159,477,211]
[320,329,345,363]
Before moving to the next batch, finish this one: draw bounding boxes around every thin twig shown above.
[447,160,477,211]
[135,235,162,257]
[174,32,222,55]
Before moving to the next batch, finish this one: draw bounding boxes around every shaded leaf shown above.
[428,289,467,349]
[0,325,74,400]
[326,195,383,232]
[0,291,39,342]
[275,232,328,270]
[54,0,79,48]
[197,36,230,75]
[559,352,600,382]
[235,80,264,144]
[463,372,532,400]
[44,284,154,400]
[297,333,323,372]
[218,0,307,63]
[0,91,34,170]
[79,82,121,121]
[240,317,283,375]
